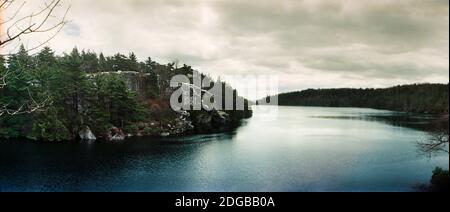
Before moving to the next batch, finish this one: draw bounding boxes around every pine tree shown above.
[128,52,139,72]
[81,50,99,73]
[99,53,108,72]
[0,45,36,138]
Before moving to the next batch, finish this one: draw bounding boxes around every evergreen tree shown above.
[0,46,36,138]
[81,50,99,73]
[99,53,108,72]
[271,84,449,114]
[128,52,139,72]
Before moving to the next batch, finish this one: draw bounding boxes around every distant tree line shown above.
[264,84,449,114]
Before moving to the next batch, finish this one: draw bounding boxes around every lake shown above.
[0,106,448,192]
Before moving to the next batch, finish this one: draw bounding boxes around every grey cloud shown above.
[214,0,447,50]
[11,0,447,92]
[208,0,449,80]
[64,23,81,37]
[300,53,448,80]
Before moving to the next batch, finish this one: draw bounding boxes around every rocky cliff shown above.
[84,71,253,140]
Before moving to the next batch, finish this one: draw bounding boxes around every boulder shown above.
[79,126,96,141]
[190,109,233,133]
[108,127,126,141]
[196,112,213,126]
[214,111,231,124]
[161,132,170,137]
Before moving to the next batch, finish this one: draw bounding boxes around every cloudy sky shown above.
[4,0,449,95]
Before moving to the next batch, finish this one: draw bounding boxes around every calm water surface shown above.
[0,106,448,192]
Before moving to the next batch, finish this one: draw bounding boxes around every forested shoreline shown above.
[0,46,252,142]
[1,45,448,142]
[262,84,449,114]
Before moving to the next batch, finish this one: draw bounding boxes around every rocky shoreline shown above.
[79,108,251,141]
[78,71,253,141]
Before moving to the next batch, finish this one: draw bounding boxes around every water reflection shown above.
[311,112,438,131]
[0,106,448,192]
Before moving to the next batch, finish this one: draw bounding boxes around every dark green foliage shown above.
[0,46,38,138]
[0,114,28,139]
[430,167,449,192]
[29,108,72,142]
[1,46,251,141]
[0,47,148,141]
[80,50,99,73]
[270,84,449,114]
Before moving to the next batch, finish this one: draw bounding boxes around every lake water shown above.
[0,106,448,192]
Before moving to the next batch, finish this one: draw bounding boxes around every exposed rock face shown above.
[108,127,126,141]
[131,110,194,137]
[172,111,195,134]
[190,109,233,133]
[160,132,171,137]
[172,82,251,134]
[215,111,231,124]
[79,126,97,141]
[119,71,156,100]
[90,71,252,139]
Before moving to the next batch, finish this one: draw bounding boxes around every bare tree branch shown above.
[0,1,24,25]
[0,68,8,88]
[1,0,70,52]
[418,115,449,156]
[0,0,68,117]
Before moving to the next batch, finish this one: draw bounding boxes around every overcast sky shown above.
[4,0,449,95]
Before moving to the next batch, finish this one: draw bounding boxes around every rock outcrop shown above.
[88,71,252,139]
[79,126,97,141]
[108,127,126,141]
[189,109,234,133]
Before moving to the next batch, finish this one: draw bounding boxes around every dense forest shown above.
[0,46,252,142]
[262,84,449,114]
